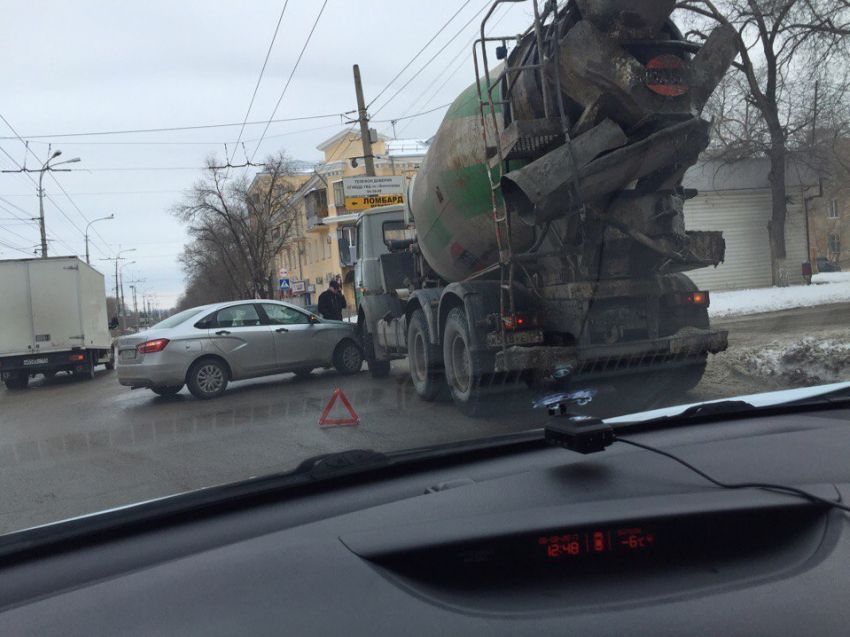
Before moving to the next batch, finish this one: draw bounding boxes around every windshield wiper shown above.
[605,381,850,427]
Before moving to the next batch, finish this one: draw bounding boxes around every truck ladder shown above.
[472,0,566,351]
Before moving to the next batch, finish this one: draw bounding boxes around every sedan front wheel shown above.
[333,341,363,376]
[187,358,229,400]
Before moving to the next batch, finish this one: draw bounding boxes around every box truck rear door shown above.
[28,259,83,351]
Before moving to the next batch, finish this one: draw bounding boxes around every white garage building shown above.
[682,157,819,291]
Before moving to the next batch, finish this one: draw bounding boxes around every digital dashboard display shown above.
[538,526,656,559]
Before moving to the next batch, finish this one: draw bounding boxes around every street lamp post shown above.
[100,248,136,334]
[119,261,136,330]
[36,150,81,258]
[84,214,114,264]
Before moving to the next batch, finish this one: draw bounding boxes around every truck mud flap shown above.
[494,327,728,379]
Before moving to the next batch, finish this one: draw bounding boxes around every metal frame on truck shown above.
[356,0,737,416]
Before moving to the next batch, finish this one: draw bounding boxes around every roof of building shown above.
[385,139,431,157]
[684,156,821,192]
[316,127,390,152]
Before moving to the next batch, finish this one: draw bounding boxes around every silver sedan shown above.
[115,300,363,399]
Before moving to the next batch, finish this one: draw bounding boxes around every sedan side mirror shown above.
[309,315,321,325]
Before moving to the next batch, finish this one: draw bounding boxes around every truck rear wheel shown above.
[443,307,485,416]
[408,309,444,401]
[4,371,28,390]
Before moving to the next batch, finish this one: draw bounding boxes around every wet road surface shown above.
[0,303,846,533]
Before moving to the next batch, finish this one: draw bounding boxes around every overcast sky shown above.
[0,0,533,307]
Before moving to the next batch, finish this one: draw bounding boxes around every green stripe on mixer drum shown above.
[440,164,504,220]
[428,216,454,251]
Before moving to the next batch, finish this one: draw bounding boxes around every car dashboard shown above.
[0,406,848,635]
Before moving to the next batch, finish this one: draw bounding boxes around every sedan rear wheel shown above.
[334,341,363,376]
[187,358,229,400]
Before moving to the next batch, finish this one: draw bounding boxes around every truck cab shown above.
[353,205,410,303]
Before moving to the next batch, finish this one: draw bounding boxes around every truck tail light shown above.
[502,313,546,331]
[137,338,170,354]
[69,354,85,362]
[664,291,710,308]
[646,54,689,96]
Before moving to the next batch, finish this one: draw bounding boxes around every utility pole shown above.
[127,279,145,329]
[100,248,136,332]
[129,285,138,329]
[2,150,80,258]
[353,64,375,177]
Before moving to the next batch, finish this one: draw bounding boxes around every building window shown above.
[307,243,312,264]
[828,233,841,254]
[333,180,346,210]
[828,199,840,219]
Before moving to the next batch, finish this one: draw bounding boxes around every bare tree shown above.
[678,0,850,285]
[173,151,302,304]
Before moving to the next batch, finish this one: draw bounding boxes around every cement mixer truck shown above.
[355,0,738,415]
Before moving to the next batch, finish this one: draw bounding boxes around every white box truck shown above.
[0,256,115,389]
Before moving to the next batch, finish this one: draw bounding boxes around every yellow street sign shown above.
[345,194,405,210]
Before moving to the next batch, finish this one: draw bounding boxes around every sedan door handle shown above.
[275,327,289,333]
[215,330,231,336]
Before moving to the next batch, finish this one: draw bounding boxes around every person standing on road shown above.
[317,280,346,321]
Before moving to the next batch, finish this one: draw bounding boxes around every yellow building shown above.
[276,128,428,313]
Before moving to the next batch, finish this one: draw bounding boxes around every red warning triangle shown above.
[319,389,360,426]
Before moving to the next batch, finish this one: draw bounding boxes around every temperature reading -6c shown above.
[538,526,657,560]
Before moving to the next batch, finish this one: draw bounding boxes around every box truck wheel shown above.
[408,309,444,401]
[443,307,484,416]
[4,371,28,390]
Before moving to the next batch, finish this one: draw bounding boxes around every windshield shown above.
[1,0,848,535]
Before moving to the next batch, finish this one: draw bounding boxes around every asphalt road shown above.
[0,302,847,534]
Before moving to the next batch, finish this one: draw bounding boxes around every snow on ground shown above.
[720,336,850,387]
[709,271,850,318]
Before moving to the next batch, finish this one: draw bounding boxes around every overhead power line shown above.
[0,190,183,196]
[371,0,494,119]
[230,0,290,165]
[250,0,330,161]
[366,0,475,109]
[0,113,345,141]
[392,2,517,138]
[0,121,112,259]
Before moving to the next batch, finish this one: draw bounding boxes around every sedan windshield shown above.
[1,0,848,536]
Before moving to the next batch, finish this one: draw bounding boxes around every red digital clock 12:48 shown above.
[537,526,657,559]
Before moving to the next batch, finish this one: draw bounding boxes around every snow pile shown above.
[709,271,850,318]
[723,336,850,386]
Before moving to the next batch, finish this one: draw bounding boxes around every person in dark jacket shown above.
[317,280,347,321]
